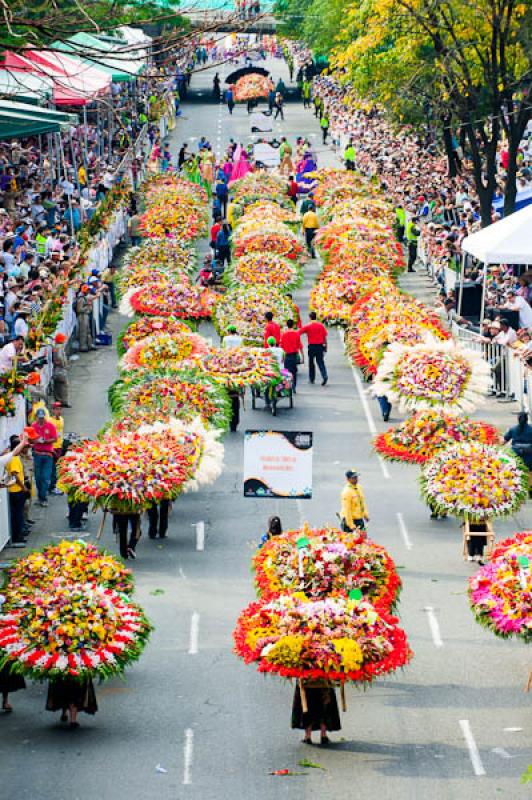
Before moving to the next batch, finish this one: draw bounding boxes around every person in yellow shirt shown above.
[340,470,369,531]
[49,402,64,495]
[6,436,27,547]
[302,208,320,258]
[77,164,88,188]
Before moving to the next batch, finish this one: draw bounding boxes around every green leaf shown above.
[298,759,326,770]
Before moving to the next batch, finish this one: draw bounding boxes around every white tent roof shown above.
[0,69,53,100]
[461,204,532,264]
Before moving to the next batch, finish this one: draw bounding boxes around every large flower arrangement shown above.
[237,201,299,225]
[117,317,191,356]
[0,371,26,418]
[253,526,402,611]
[123,239,196,273]
[490,531,532,562]
[233,229,304,261]
[202,347,280,389]
[373,341,491,413]
[118,265,191,293]
[310,274,396,326]
[0,582,151,681]
[374,410,500,464]
[348,320,450,376]
[120,332,210,373]
[138,417,224,492]
[230,173,288,206]
[420,442,529,520]
[233,74,274,101]
[227,252,302,291]
[233,594,412,683]
[120,284,216,320]
[213,286,295,345]
[57,431,195,512]
[3,540,133,596]
[142,174,207,206]
[469,555,532,642]
[139,196,208,240]
[108,370,230,430]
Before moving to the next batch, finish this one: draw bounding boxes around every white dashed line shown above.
[396,512,413,550]
[459,720,486,776]
[424,606,443,646]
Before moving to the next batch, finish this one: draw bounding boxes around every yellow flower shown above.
[265,635,305,667]
[333,638,363,671]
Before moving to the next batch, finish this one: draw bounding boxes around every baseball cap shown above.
[345,470,358,479]
[36,408,46,418]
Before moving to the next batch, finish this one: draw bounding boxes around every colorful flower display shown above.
[490,531,532,562]
[233,594,412,683]
[3,540,133,596]
[237,200,299,225]
[0,582,152,681]
[233,229,304,261]
[57,430,195,512]
[233,74,274,101]
[348,319,449,376]
[373,341,491,413]
[374,410,500,464]
[420,442,529,520]
[469,555,532,642]
[227,252,302,290]
[123,238,196,274]
[120,284,216,320]
[202,347,280,389]
[117,317,191,356]
[108,370,230,430]
[253,526,402,611]
[0,371,26,418]
[213,286,295,345]
[118,265,191,293]
[120,332,210,373]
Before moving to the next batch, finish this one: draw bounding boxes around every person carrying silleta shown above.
[340,470,369,531]
[299,311,328,385]
[147,500,170,540]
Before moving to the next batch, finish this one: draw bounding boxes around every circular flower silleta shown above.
[373,340,491,413]
[232,229,304,261]
[109,370,230,430]
[348,318,449,376]
[118,265,191,293]
[124,238,196,273]
[201,347,280,390]
[120,332,210,373]
[227,253,302,291]
[237,201,298,225]
[420,442,529,520]
[3,540,133,596]
[230,173,288,206]
[0,582,152,681]
[375,410,500,464]
[491,531,532,562]
[233,594,412,684]
[213,286,295,345]
[117,317,192,356]
[120,284,216,320]
[233,73,274,101]
[469,555,532,642]
[253,526,402,611]
[57,431,195,512]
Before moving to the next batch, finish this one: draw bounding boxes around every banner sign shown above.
[243,430,313,499]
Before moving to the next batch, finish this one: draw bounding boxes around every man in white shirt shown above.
[0,336,24,374]
[493,318,518,346]
[504,290,532,329]
[13,309,29,339]
[222,324,244,349]
[61,177,75,197]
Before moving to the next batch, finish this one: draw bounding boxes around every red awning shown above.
[3,50,111,105]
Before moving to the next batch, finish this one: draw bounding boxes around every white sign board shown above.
[243,430,313,499]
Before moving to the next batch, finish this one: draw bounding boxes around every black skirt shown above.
[46,677,98,715]
[291,686,341,731]
[0,664,26,694]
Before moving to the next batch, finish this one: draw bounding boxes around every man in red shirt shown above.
[210,218,222,251]
[287,175,299,206]
[263,311,281,346]
[31,407,58,506]
[280,319,303,391]
[299,311,328,385]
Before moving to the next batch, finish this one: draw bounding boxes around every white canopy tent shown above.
[459,204,532,320]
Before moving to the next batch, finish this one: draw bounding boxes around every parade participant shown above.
[259,515,283,546]
[112,511,141,560]
[340,470,369,531]
[46,675,97,728]
[287,175,299,206]
[302,204,319,258]
[292,683,341,745]
[405,215,420,272]
[320,112,330,144]
[5,435,27,547]
[31,407,57,507]
[223,324,243,349]
[285,293,302,327]
[49,403,64,495]
[215,222,232,267]
[344,140,356,170]
[225,87,235,115]
[228,388,242,433]
[279,137,293,175]
[263,311,281,345]
[280,319,303,391]
[52,333,70,407]
[376,395,392,422]
[147,500,170,539]
[274,92,285,121]
[299,312,328,385]
[75,285,95,352]
[504,411,532,471]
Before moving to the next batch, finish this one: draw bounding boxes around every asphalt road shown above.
[1,52,530,800]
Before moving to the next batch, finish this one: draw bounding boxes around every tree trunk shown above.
[464,122,499,228]
[441,115,457,178]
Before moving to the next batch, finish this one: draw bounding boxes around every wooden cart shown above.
[461,518,495,561]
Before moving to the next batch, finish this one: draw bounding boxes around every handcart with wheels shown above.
[251,370,294,416]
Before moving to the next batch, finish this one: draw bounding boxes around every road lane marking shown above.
[183,728,194,785]
[188,612,199,655]
[338,330,389,479]
[459,719,486,776]
[195,521,205,551]
[424,606,443,647]
[296,498,305,526]
[396,512,413,550]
